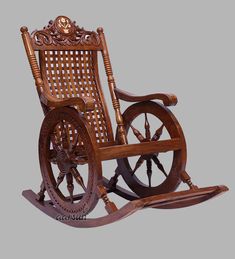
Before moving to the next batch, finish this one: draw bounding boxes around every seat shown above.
[21,16,228,228]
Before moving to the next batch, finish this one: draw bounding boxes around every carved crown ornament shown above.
[31,16,101,47]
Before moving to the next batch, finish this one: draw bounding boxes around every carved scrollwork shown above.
[32,16,100,47]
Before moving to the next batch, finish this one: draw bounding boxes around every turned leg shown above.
[37,181,46,202]
[180,171,198,190]
[107,169,120,191]
[97,185,118,214]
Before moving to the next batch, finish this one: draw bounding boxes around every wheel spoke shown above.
[50,133,61,153]
[60,120,69,149]
[144,113,151,140]
[132,155,145,175]
[151,124,164,141]
[71,167,86,191]
[66,173,74,203]
[56,171,65,189]
[71,132,79,151]
[146,159,152,187]
[130,125,145,142]
[152,155,168,177]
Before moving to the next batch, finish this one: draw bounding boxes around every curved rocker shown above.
[21,16,228,228]
[22,185,227,228]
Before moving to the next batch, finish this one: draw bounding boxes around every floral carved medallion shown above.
[55,16,74,35]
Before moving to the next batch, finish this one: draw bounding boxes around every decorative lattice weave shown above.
[40,50,111,144]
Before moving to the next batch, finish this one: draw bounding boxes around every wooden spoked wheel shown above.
[39,107,102,217]
[117,101,187,198]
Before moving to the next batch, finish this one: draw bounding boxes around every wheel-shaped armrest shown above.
[39,88,95,112]
[114,88,178,106]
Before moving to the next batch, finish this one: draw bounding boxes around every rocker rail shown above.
[22,185,228,228]
[99,138,182,161]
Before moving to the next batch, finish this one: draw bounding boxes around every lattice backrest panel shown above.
[40,49,112,144]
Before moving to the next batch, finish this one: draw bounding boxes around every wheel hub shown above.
[56,148,75,174]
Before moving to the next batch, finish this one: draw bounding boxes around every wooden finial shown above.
[20,26,28,33]
[21,24,44,92]
[97,27,104,33]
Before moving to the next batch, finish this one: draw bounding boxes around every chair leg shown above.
[107,168,120,191]
[180,171,198,190]
[97,185,118,214]
[37,181,46,202]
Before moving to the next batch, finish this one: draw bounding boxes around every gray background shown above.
[1,0,234,258]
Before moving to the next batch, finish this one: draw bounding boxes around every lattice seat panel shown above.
[40,50,110,144]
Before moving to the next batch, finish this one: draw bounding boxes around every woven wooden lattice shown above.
[40,50,111,145]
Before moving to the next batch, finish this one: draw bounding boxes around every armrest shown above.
[39,88,95,112]
[114,88,178,106]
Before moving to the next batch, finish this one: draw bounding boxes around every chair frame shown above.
[21,16,228,228]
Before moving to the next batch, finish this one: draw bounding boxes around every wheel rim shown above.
[117,101,187,197]
[39,107,102,217]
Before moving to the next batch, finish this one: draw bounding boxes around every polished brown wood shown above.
[97,28,127,144]
[21,16,228,228]
[114,88,178,106]
[99,138,181,161]
[22,185,228,228]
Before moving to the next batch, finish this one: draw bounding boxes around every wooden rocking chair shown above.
[21,16,228,228]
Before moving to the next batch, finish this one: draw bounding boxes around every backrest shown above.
[21,16,116,146]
